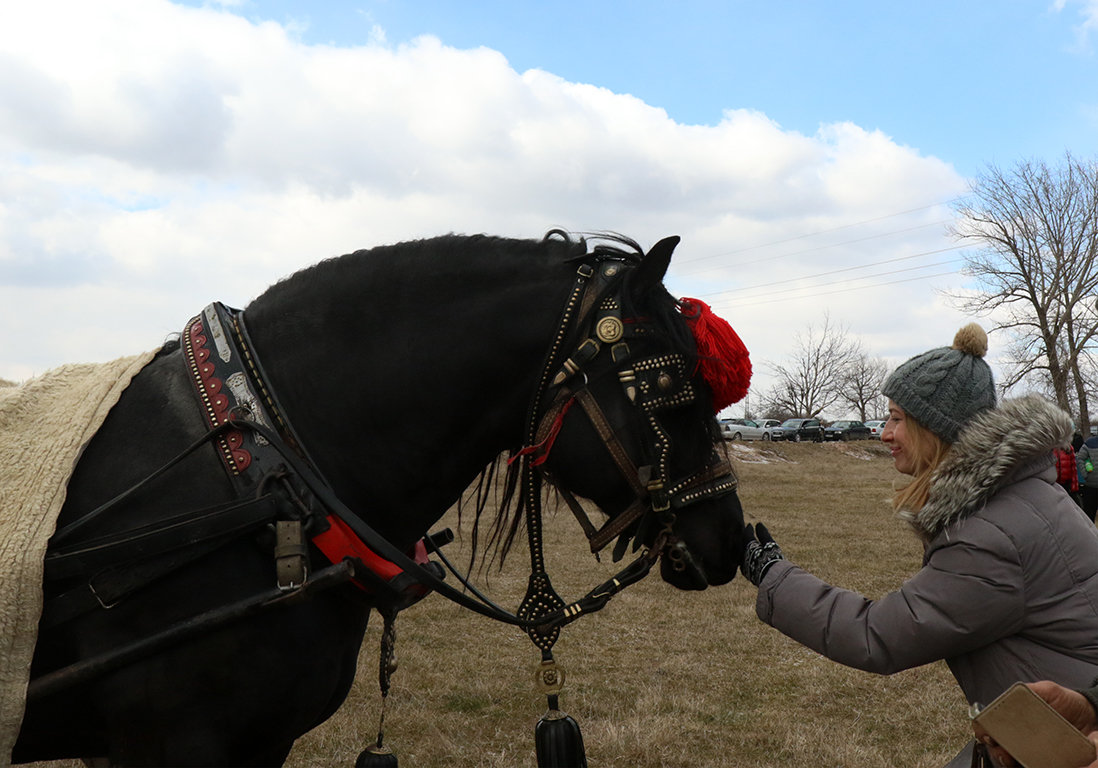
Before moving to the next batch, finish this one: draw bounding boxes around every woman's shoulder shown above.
[930,480,1098,568]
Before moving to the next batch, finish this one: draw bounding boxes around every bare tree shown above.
[763,314,861,418]
[839,354,889,422]
[948,153,1098,427]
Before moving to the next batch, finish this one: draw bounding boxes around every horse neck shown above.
[244,239,575,547]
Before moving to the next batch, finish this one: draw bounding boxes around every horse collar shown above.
[182,302,434,600]
[183,303,280,478]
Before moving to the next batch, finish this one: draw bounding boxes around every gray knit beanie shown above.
[881,323,995,444]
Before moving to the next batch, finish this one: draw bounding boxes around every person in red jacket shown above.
[1056,443,1082,507]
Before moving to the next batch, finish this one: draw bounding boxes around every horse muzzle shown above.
[658,537,709,590]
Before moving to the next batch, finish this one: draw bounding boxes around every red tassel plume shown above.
[677,297,751,412]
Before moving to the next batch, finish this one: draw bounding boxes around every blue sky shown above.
[2,0,1097,416]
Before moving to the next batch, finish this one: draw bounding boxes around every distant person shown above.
[972,680,1098,767]
[1056,441,1083,507]
[1078,434,1098,522]
[740,324,1098,768]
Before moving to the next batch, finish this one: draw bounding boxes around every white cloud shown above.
[0,0,970,399]
[1052,0,1098,49]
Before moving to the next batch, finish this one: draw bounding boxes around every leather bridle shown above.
[510,253,739,650]
[520,260,737,566]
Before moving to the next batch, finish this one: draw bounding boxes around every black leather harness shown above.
[40,303,441,632]
[32,249,739,704]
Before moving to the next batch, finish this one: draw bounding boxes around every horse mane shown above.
[460,230,715,574]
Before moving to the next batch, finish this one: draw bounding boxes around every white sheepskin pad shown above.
[0,351,156,764]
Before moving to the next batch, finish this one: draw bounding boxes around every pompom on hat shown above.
[882,323,995,443]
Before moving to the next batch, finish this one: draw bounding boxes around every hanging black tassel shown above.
[355,742,398,768]
[535,694,587,768]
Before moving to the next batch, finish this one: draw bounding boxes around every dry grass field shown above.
[282,440,970,768]
[30,441,975,768]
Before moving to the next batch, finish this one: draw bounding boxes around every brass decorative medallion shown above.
[534,659,566,694]
[596,316,624,343]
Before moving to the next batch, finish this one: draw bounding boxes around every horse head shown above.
[527,235,749,590]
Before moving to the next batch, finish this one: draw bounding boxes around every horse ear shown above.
[632,236,680,292]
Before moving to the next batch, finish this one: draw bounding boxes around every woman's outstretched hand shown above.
[740,522,784,586]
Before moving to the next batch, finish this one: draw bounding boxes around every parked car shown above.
[864,420,887,439]
[770,418,825,442]
[720,418,766,441]
[719,418,783,441]
[825,420,872,441]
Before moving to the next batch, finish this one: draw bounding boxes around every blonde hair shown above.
[892,413,952,513]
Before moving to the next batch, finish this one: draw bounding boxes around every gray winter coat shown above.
[756,395,1098,706]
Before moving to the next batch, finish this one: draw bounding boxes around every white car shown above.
[864,420,887,439]
[720,418,780,441]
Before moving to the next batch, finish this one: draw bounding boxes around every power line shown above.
[709,259,961,306]
[677,219,953,277]
[695,244,970,298]
[674,197,966,267]
[717,269,961,309]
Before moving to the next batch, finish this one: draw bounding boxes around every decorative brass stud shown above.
[658,372,673,391]
[597,316,624,343]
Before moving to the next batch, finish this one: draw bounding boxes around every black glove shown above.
[741,522,784,586]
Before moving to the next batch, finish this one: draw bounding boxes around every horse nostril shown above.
[668,542,687,572]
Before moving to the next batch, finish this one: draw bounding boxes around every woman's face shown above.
[881,399,916,475]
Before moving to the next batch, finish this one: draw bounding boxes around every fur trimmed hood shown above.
[902,395,1074,539]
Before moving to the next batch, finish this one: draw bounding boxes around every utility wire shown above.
[696,244,970,298]
[719,269,960,309]
[708,259,961,305]
[678,219,953,277]
[674,197,966,266]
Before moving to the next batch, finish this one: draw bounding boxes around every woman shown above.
[742,324,1098,766]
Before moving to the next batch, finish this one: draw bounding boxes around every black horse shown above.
[13,232,747,766]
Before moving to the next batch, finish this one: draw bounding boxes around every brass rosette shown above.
[534,659,566,694]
